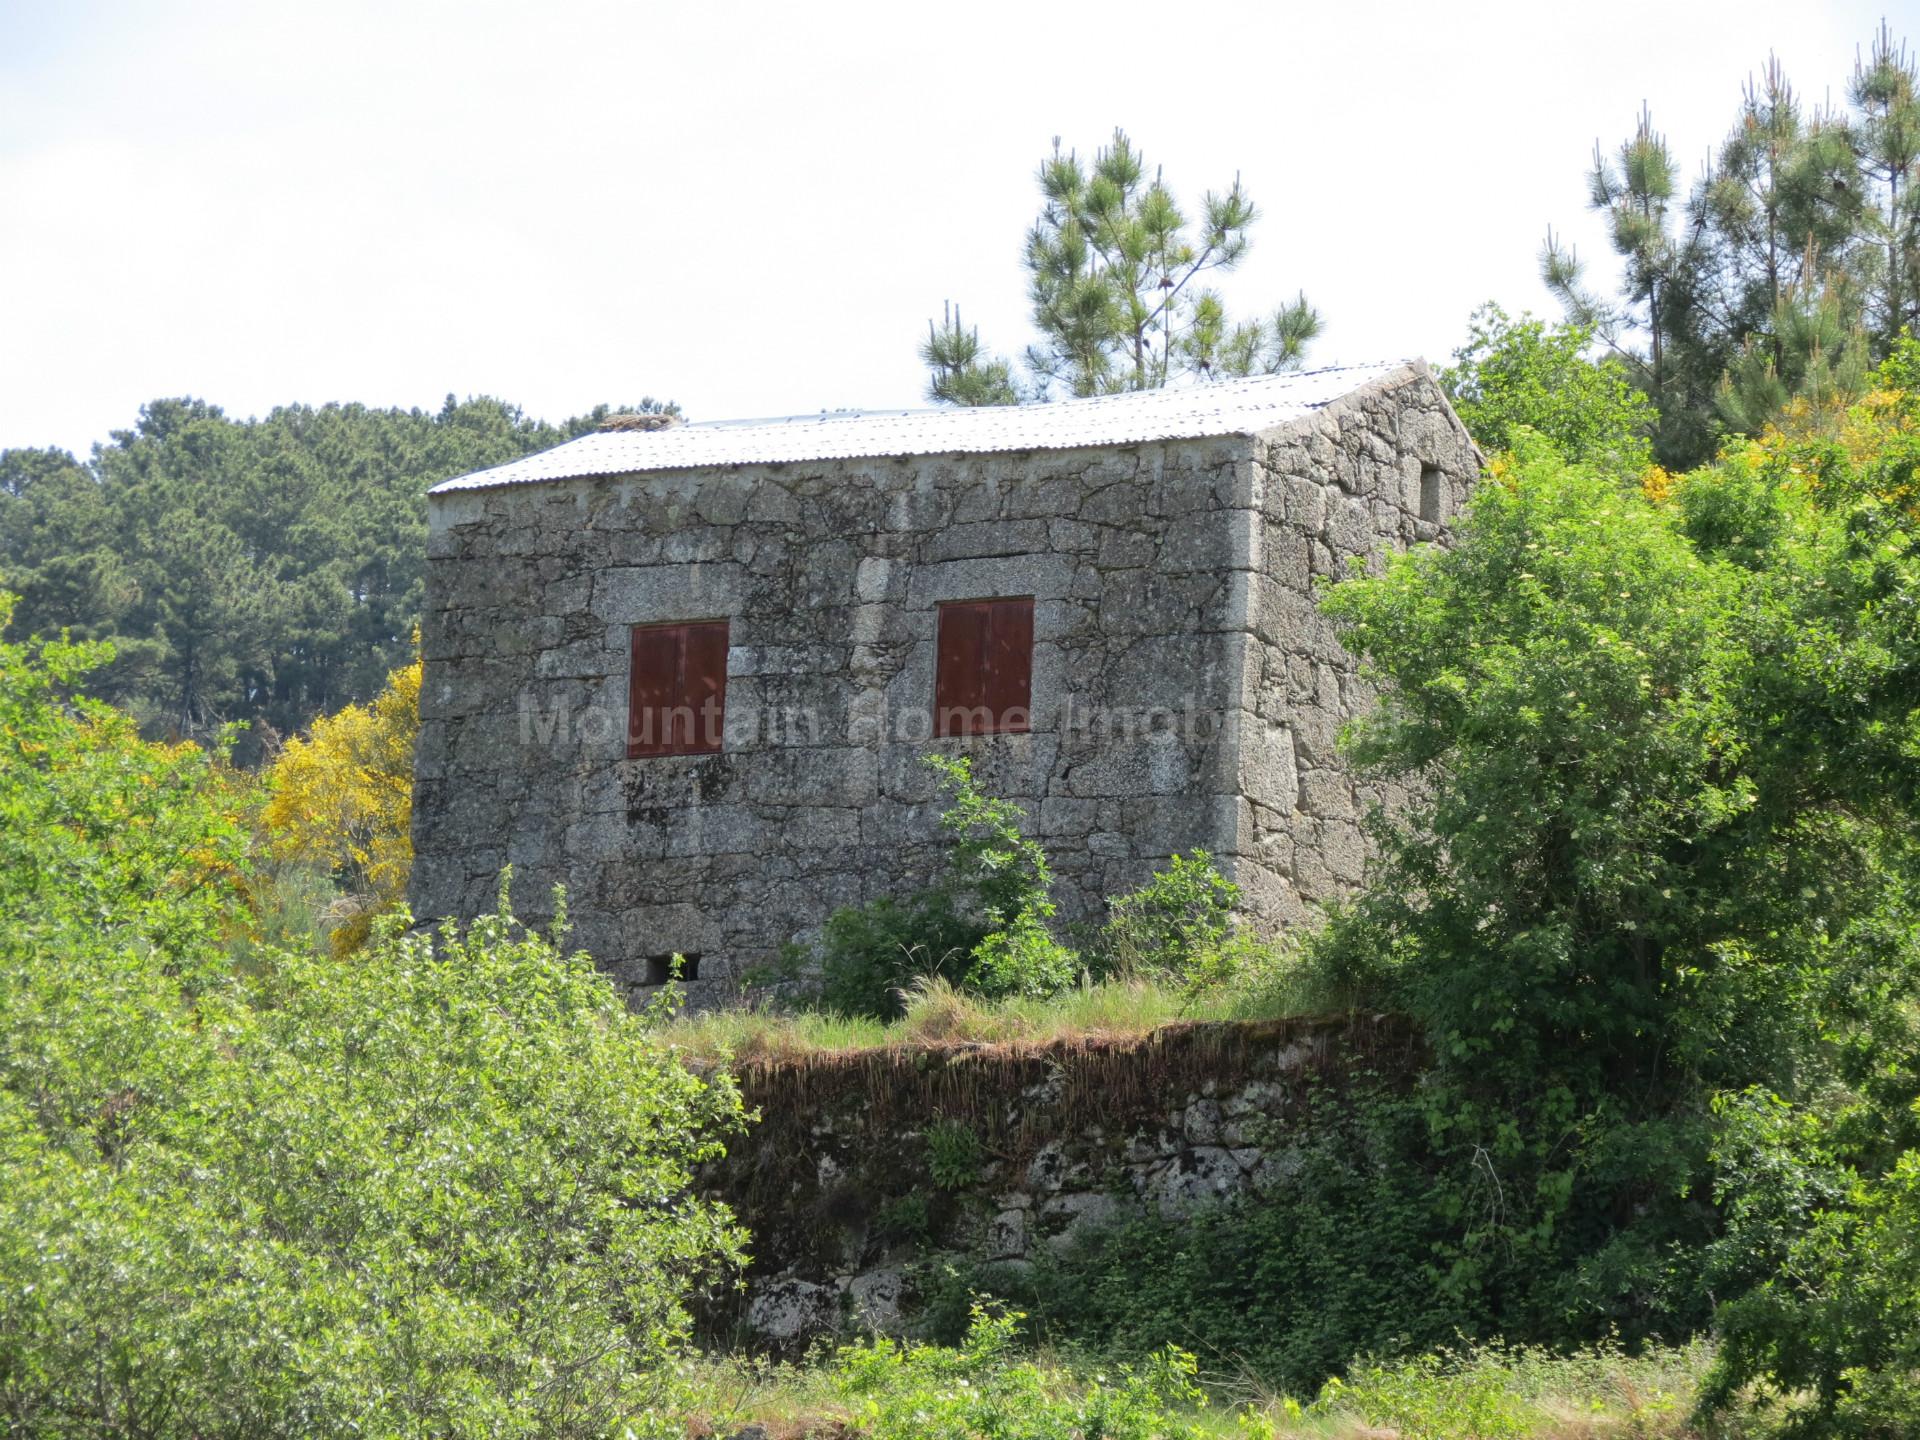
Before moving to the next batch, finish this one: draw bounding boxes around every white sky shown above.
[0,0,1907,458]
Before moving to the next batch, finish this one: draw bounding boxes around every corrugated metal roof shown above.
[428,361,1418,495]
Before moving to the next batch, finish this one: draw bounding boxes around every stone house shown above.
[411,362,1479,1005]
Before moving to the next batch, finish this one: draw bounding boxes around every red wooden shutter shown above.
[680,621,729,754]
[629,625,682,758]
[981,598,1033,733]
[935,598,1032,736]
[935,601,986,736]
[629,620,729,758]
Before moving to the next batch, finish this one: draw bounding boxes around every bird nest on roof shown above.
[596,412,682,433]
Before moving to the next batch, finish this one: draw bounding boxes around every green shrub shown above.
[802,756,1077,1016]
[827,1305,1209,1440]
[964,1081,1470,1392]
[0,888,749,1440]
[0,604,748,1439]
[967,909,1080,999]
[925,1119,984,1191]
[809,891,981,1019]
[1180,927,1302,1005]
[1096,850,1240,982]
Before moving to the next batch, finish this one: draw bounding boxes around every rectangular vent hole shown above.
[1419,463,1443,522]
[644,952,701,986]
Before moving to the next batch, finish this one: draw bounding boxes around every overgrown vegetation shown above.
[683,1309,1716,1440]
[729,340,1920,1432]
[781,753,1058,1015]
[0,609,745,1438]
[944,1076,1457,1389]
[1305,339,1920,1422]
[781,754,1263,1019]
[5,30,1920,1432]
[23,338,1911,1433]
[664,967,1329,1066]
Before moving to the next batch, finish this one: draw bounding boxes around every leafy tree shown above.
[1315,338,1920,1338]
[260,645,420,953]
[923,130,1321,404]
[1672,348,1920,1433]
[1440,303,1654,472]
[0,601,746,1438]
[0,592,252,974]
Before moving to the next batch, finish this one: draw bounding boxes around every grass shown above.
[662,934,1342,1066]
[663,972,1330,1067]
[673,1330,1733,1440]
[663,976,1213,1065]
[1268,1337,1728,1439]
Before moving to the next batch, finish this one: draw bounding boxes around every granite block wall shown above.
[1231,373,1480,924]
[411,368,1477,1002]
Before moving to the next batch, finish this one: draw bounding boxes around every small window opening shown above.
[935,597,1035,737]
[643,952,701,986]
[1419,464,1443,523]
[629,620,729,758]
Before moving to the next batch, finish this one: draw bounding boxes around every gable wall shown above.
[1229,373,1481,923]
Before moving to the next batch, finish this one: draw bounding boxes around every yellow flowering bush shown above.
[1722,337,1920,514]
[260,646,419,952]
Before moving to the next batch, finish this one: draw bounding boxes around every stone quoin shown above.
[410,363,1479,1006]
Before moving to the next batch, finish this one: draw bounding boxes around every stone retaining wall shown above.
[700,1014,1420,1345]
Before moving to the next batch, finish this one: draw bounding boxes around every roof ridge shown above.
[431,361,1424,495]
[684,361,1419,431]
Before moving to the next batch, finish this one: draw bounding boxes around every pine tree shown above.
[1542,107,1724,467]
[923,129,1321,405]
[922,304,1020,406]
[1701,59,1868,433]
[1851,23,1920,348]
[1543,32,1919,467]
